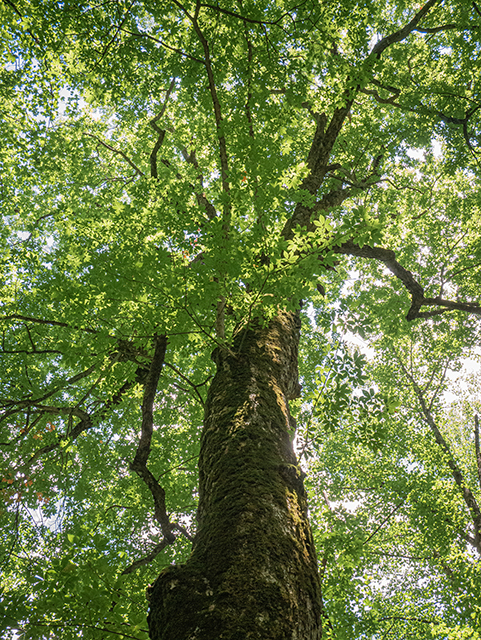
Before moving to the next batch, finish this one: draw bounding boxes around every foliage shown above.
[1,0,481,638]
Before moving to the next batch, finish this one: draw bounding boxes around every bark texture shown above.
[148,312,323,639]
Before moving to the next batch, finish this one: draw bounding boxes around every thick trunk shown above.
[148,312,323,639]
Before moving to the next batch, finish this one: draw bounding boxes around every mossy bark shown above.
[148,312,323,639]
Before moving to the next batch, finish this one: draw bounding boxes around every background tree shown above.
[1,0,481,638]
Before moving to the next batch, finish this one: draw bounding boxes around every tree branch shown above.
[172,521,194,542]
[0,314,97,333]
[6,367,145,474]
[120,519,195,576]
[2,0,39,43]
[199,2,289,26]
[84,133,145,176]
[0,364,98,419]
[413,23,480,34]
[363,502,404,545]
[370,0,440,59]
[361,86,481,152]
[188,0,231,209]
[282,4,437,240]
[121,540,169,575]
[379,616,438,625]
[0,313,97,340]
[333,240,481,320]
[475,415,481,491]
[97,0,135,63]
[164,361,206,407]
[149,78,176,179]
[24,622,145,640]
[131,336,168,468]
[129,335,175,542]
[396,357,481,554]
[12,409,93,475]
[148,80,217,219]
[120,28,204,64]
[180,147,218,220]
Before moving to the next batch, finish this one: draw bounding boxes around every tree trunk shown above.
[148,312,323,639]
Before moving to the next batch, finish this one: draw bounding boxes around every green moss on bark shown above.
[148,313,323,640]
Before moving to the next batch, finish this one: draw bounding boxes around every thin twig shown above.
[84,133,145,176]
[120,28,204,64]
[164,362,206,406]
[2,0,40,43]
[121,540,169,575]
[394,351,481,553]
[475,415,481,491]
[363,502,404,545]
[0,314,97,333]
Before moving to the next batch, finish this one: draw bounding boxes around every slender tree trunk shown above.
[148,312,323,639]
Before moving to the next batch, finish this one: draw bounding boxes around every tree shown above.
[1,0,481,638]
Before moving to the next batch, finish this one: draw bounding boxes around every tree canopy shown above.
[1,0,481,638]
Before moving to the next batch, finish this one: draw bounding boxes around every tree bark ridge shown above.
[147,312,323,639]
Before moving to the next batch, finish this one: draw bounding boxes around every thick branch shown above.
[419,296,481,318]
[334,239,423,298]
[300,107,351,197]
[282,4,436,240]
[370,0,440,58]
[131,335,168,468]
[333,240,481,320]
[129,335,174,542]
[129,464,174,542]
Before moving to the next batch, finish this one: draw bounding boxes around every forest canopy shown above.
[1,0,481,638]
